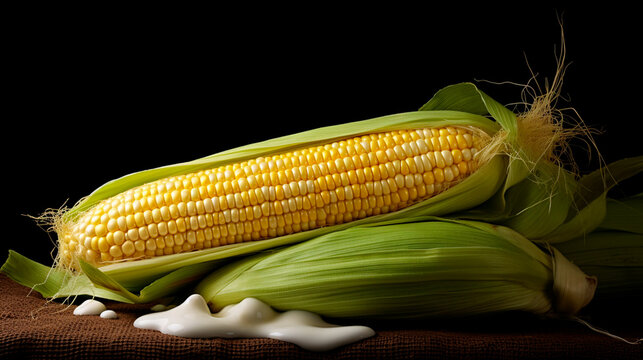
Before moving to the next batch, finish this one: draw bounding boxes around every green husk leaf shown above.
[420,82,493,116]
[597,193,643,234]
[462,155,643,244]
[421,82,518,137]
[0,250,133,303]
[77,259,141,302]
[500,164,576,238]
[79,259,222,303]
[196,217,595,319]
[555,191,643,302]
[556,231,643,300]
[0,250,225,304]
[533,156,643,243]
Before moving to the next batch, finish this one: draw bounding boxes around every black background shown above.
[3,5,641,266]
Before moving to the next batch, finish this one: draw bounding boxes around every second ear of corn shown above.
[195,217,597,319]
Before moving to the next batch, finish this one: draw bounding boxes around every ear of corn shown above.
[195,217,596,319]
[47,83,519,290]
[59,125,493,268]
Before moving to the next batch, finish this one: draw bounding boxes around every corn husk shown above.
[468,156,643,245]
[596,193,643,235]
[555,193,643,303]
[195,217,597,319]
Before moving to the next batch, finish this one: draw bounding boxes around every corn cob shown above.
[57,126,490,269]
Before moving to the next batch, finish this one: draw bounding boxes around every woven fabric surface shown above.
[1,274,641,360]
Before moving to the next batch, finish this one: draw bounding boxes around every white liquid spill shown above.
[73,299,107,316]
[100,310,118,319]
[134,294,375,351]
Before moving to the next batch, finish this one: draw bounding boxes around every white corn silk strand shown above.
[574,318,642,345]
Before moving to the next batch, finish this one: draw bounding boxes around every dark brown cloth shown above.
[1,274,641,360]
